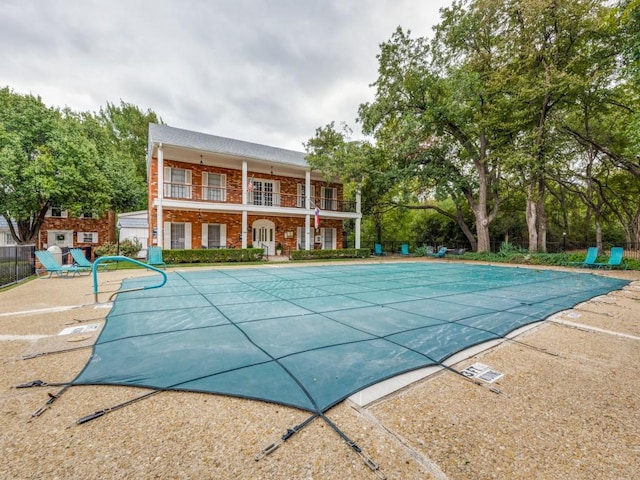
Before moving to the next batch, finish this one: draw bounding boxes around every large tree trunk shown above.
[4,204,48,245]
[536,177,547,253]
[526,181,538,253]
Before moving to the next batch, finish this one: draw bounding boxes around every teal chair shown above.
[400,244,410,256]
[373,244,386,256]
[147,246,167,269]
[596,247,627,270]
[427,246,448,258]
[565,247,599,268]
[35,250,90,278]
[69,248,110,270]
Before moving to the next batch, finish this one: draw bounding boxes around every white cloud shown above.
[0,0,453,151]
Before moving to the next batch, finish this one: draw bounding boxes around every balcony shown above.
[162,182,357,213]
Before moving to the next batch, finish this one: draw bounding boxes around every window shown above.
[80,209,94,219]
[321,187,337,211]
[4,233,16,246]
[297,227,307,250]
[47,205,68,218]
[297,184,315,208]
[322,228,335,249]
[250,180,279,206]
[203,173,226,201]
[163,222,192,250]
[201,223,226,249]
[171,223,185,249]
[77,232,99,243]
[164,167,192,199]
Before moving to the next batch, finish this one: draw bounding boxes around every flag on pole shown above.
[314,206,320,229]
[247,177,253,193]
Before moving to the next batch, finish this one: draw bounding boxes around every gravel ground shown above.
[1,261,638,480]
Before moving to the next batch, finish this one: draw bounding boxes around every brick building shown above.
[146,124,362,255]
[0,209,115,258]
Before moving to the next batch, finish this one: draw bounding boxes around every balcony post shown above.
[355,187,361,249]
[156,143,164,248]
[242,161,248,205]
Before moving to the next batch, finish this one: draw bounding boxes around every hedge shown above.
[289,248,370,261]
[161,248,264,264]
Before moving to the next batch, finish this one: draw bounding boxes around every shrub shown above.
[289,248,370,261]
[95,238,142,258]
[162,248,264,264]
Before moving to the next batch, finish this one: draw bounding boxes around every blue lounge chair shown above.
[69,248,110,271]
[595,247,627,270]
[400,244,410,256]
[147,246,166,269]
[374,244,386,256]
[565,247,599,268]
[35,250,89,278]
[427,246,448,258]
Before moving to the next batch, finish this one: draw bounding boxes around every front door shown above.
[252,219,275,256]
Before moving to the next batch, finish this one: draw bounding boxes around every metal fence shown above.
[0,245,35,288]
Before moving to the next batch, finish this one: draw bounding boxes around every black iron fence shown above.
[0,245,35,288]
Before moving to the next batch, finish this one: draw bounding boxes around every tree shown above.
[98,100,163,210]
[0,88,131,244]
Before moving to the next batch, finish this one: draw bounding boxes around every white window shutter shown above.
[164,167,171,196]
[46,207,52,217]
[92,232,99,244]
[220,224,227,247]
[186,170,192,199]
[332,228,337,249]
[163,222,171,249]
[202,172,208,186]
[220,174,226,187]
[61,210,69,218]
[201,223,208,247]
[202,172,208,199]
[77,232,83,243]
[184,223,192,249]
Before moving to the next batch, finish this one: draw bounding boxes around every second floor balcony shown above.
[162,182,357,213]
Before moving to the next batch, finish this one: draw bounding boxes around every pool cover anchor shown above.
[321,413,387,480]
[76,389,162,425]
[255,413,319,461]
[14,379,72,417]
[255,412,387,479]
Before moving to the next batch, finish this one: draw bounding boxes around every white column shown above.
[156,143,164,248]
[305,171,311,210]
[355,187,361,249]
[242,210,248,249]
[242,161,248,205]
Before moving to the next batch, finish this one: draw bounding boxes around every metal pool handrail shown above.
[92,256,168,303]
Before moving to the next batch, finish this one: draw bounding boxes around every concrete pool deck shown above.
[1,260,639,479]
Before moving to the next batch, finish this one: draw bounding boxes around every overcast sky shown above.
[1,0,452,151]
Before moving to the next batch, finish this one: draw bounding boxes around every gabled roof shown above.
[148,124,308,167]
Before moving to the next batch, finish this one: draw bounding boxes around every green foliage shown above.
[289,248,370,261]
[412,246,431,257]
[95,238,142,258]
[162,248,264,264]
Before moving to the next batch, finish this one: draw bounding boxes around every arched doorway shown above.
[251,219,275,256]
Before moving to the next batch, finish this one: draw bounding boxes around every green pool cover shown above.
[73,263,628,413]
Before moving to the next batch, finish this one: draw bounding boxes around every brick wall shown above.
[38,210,116,260]
[150,208,343,251]
[148,156,345,250]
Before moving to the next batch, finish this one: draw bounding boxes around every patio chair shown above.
[373,244,386,256]
[69,248,110,271]
[147,246,167,269]
[400,244,410,256]
[34,250,89,278]
[565,246,599,268]
[595,246,627,270]
[427,246,448,258]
